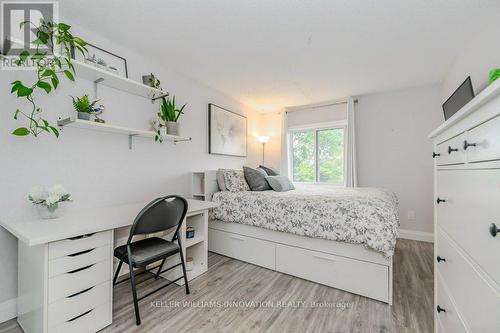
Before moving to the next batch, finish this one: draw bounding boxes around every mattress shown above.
[211,186,400,257]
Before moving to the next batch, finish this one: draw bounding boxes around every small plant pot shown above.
[166,121,179,136]
[77,112,91,121]
[142,75,155,87]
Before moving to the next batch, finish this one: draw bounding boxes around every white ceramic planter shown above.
[166,121,179,136]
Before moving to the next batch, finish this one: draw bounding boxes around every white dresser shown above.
[429,79,500,333]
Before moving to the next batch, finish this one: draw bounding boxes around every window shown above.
[289,123,345,184]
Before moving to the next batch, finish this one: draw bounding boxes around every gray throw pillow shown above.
[265,176,295,192]
[259,165,279,176]
[243,166,271,191]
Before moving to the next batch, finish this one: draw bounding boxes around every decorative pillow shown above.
[259,165,280,176]
[216,169,227,191]
[265,176,295,192]
[243,166,271,191]
[223,169,250,192]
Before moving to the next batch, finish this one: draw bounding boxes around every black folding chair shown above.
[112,195,189,325]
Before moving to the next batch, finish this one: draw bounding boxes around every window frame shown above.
[288,120,347,185]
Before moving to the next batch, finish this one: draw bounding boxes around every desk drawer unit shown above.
[50,302,111,333]
[49,231,111,259]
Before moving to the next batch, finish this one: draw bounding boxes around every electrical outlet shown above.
[407,210,416,221]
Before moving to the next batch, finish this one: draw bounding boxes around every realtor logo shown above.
[1,1,58,69]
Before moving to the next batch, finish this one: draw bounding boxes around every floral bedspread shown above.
[211,186,400,257]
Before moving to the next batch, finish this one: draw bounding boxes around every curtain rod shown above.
[285,99,358,113]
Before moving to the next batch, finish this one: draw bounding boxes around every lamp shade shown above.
[257,136,270,143]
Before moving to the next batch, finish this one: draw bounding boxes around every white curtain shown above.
[345,98,357,187]
[280,111,289,176]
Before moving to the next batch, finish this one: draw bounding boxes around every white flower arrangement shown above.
[28,184,72,212]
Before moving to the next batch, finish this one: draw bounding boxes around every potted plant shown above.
[157,96,186,136]
[28,185,72,219]
[72,95,99,120]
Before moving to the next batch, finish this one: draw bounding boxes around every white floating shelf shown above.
[57,117,192,148]
[73,60,168,101]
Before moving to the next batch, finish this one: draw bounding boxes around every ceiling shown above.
[61,0,499,112]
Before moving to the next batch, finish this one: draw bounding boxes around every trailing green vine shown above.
[10,20,87,137]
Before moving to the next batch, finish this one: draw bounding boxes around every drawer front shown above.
[50,301,111,333]
[49,231,111,260]
[436,134,465,165]
[436,274,469,333]
[48,260,111,303]
[49,245,110,278]
[276,244,388,302]
[208,228,275,270]
[436,169,500,285]
[465,115,500,163]
[48,281,110,328]
[436,230,500,332]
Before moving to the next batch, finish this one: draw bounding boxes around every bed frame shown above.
[202,170,393,304]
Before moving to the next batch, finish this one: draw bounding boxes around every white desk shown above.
[0,199,217,333]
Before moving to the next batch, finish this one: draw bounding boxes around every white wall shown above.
[0,22,259,318]
[442,22,500,100]
[356,84,443,233]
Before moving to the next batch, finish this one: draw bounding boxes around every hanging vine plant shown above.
[10,20,87,138]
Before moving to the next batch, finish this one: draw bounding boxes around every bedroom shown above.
[0,1,499,332]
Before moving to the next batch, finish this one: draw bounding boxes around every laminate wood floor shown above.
[0,239,433,333]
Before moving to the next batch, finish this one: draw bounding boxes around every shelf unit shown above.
[157,209,209,285]
[192,171,218,200]
[57,117,192,149]
[73,60,168,101]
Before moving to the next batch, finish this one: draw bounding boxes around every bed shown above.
[204,171,399,304]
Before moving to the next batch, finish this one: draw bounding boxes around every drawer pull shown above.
[447,146,458,154]
[67,308,94,322]
[463,140,477,150]
[67,248,95,257]
[67,264,94,274]
[68,233,96,240]
[313,255,336,262]
[436,197,446,204]
[489,223,499,237]
[432,152,440,158]
[67,286,94,298]
[436,256,446,263]
[229,235,245,241]
[436,305,446,313]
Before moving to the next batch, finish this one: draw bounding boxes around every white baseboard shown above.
[398,228,434,243]
[0,298,16,323]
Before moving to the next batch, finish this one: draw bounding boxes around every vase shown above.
[166,121,179,136]
[36,202,67,219]
[77,112,91,121]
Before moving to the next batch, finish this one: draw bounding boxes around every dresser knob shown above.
[432,152,440,158]
[437,256,446,263]
[436,197,446,204]
[448,146,459,154]
[490,223,499,237]
[437,305,446,313]
[463,140,477,150]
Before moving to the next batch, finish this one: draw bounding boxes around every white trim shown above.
[0,298,17,323]
[288,120,346,131]
[285,98,349,112]
[398,228,434,243]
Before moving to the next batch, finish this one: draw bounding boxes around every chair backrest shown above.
[127,195,188,243]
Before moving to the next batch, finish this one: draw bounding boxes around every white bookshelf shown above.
[73,60,168,101]
[57,117,192,148]
[192,171,218,200]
